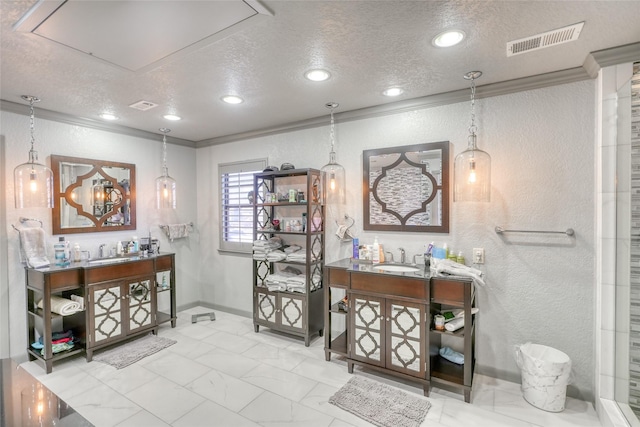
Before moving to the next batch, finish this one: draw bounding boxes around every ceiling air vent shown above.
[507,22,584,57]
[128,100,158,111]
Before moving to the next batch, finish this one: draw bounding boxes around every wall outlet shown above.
[473,248,485,264]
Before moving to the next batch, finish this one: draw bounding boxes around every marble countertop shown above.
[324,258,431,279]
[1,358,93,426]
[324,258,475,283]
[30,252,174,273]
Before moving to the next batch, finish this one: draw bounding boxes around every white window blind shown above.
[219,159,266,253]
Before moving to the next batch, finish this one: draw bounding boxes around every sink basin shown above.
[372,264,420,273]
[87,257,131,266]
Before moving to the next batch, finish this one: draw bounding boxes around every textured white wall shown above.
[197,80,596,400]
[1,111,198,360]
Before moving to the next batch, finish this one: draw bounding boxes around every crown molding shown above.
[584,42,640,78]
[0,100,196,148]
[196,66,591,148]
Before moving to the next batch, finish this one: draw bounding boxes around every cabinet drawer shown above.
[430,278,470,304]
[156,255,173,271]
[351,273,427,300]
[28,268,83,291]
[327,268,350,287]
[85,259,154,283]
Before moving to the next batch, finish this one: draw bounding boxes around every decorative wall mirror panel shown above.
[363,141,449,233]
[52,155,136,234]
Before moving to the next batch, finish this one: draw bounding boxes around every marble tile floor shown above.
[21,307,602,427]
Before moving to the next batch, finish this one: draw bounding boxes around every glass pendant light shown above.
[14,95,54,208]
[321,102,346,206]
[454,71,491,202]
[155,128,177,209]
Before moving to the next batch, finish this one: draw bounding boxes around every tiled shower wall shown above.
[628,62,640,417]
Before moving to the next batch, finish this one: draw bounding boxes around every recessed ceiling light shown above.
[163,114,182,121]
[432,29,466,47]
[221,95,244,104]
[99,113,118,120]
[305,69,331,82]
[383,87,404,97]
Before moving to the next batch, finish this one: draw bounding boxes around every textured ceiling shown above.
[1,0,639,145]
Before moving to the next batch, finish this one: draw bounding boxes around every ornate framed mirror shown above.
[363,141,450,233]
[52,155,136,234]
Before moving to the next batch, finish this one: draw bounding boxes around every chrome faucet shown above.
[398,247,405,264]
[99,243,106,258]
[385,251,394,262]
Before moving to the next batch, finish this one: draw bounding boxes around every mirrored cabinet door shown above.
[388,302,425,376]
[351,294,384,366]
[280,294,305,331]
[90,282,124,344]
[128,278,154,333]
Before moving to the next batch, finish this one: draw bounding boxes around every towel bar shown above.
[495,226,575,236]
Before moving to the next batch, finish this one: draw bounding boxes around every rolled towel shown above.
[439,346,464,365]
[38,296,82,316]
[444,317,465,332]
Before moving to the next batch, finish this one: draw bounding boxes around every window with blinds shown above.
[219,159,267,253]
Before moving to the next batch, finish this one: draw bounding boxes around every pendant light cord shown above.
[160,128,170,176]
[469,77,477,137]
[29,98,36,151]
[463,71,482,149]
[325,102,339,155]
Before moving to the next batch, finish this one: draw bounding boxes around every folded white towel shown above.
[38,296,82,316]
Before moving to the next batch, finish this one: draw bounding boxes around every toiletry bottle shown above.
[116,241,123,256]
[352,238,359,259]
[54,237,66,266]
[448,249,458,261]
[443,243,449,259]
[457,251,465,265]
[127,241,135,254]
[372,237,380,264]
[132,236,139,252]
[73,243,81,262]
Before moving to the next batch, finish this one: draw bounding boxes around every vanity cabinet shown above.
[252,168,325,346]
[25,254,177,373]
[26,268,86,374]
[347,272,429,393]
[324,260,476,402]
[85,259,156,361]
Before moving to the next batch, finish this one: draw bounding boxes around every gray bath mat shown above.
[329,376,431,427]
[93,334,176,369]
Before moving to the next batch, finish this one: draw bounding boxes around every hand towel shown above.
[431,258,486,287]
[18,227,49,268]
[166,223,193,242]
[335,224,355,240]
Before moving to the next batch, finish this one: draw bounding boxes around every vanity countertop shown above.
[325,258,430,279]
[325,258,475,283]
[31,252,174,273]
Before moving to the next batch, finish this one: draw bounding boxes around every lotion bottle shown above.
[372,236,380,264]
[116,241,123,256]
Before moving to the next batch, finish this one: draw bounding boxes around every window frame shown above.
[218,158,267,254]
